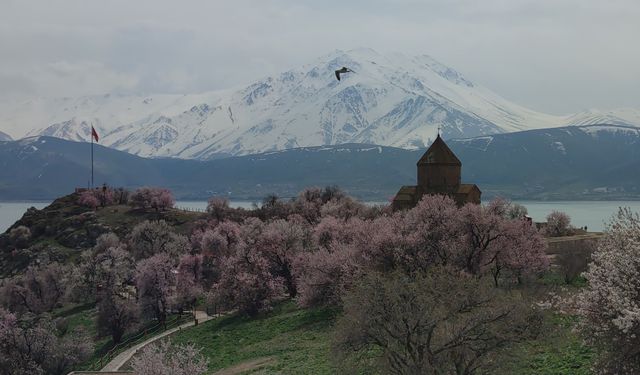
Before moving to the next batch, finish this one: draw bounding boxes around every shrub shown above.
[130,339,208,375]
[545,210,572,237]
[206,197,231,221]
[77,187,116,209]
[0,308,92,375]
[577,208,640,373]
[334,268,541,374]
[8,226,31,249]
[128,220,190,259]
[135,253,175,324]
[129,187,174,211]
[0,263,67,315]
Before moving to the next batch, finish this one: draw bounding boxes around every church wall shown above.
[418,164,461,190]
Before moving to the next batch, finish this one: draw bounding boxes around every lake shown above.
[1,200,640,233]
[0,202,49,233]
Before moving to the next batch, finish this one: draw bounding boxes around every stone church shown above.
[392,134,481,210]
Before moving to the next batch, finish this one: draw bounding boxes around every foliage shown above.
[0,308,92,375]
[68,234,134,302]
[0,263,67,315]
[206,197,232,221]
[8,225,31,249]
[127,220,190,259]
[135,252,175,324]
[212,244,285,316]
[545,210,572,237]
[333,268,542,375]
[77,187,116,209]
[257,219,307,297]
[296,195,549,307]
[173,254,204,312]
[577,208,640,373]
[97,293,138,344]
[130,339,208,375]
[129,187,175,211]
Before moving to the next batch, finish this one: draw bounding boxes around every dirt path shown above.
[213,357,276,375]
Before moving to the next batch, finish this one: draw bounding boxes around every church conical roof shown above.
[417,134,461,165]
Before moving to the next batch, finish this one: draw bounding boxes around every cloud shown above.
[0,61,139,99]
[0,0,639,114]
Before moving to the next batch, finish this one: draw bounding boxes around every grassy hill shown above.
[164,299,592,375]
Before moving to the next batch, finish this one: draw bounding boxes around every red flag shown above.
[91,126,99,143]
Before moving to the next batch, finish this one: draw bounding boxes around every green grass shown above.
[491,312,594,375]
[170,278,593,375]
[170,302,339,374]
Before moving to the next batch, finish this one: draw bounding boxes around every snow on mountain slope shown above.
[0,130,12,141]
[565,108,640,127]
[101,48,569,159]
[2,48,639,159]
[0,93,204,140]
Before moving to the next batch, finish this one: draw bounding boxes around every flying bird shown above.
[334,67,354,81]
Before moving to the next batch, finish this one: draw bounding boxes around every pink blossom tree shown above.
[212,241,285,316]
[129,187,175,211]
[127,220,190,259]
[173,254,204,312]
[135,253,175,324]
[576,208,640,373]
[130,339,208,375]
[78,186,116,209]
[320,196,368,220]
[491,219,549,285]
[86,244,139,343]
[393,195,462,273]
[257,219,307,297]
[0,263,67,315]
[296,243,363,308]
[206,197,231,221]
[292,187,325,223]
[151,188,175,211]
[97,293,139,344]
[457,200,549,285]
[78,189,100,210]
[0,308,93,375]
[67,233,132,302]
[545,210,572,237]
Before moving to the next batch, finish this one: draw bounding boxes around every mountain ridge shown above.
[1,49,639,159]
[1,124,639,201]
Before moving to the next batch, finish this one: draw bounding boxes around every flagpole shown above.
[91,126,94,189]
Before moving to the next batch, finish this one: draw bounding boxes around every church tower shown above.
[392,134,481,210]
[417,134,461,193]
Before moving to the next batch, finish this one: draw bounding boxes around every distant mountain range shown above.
[0,131,11,142]
[1,124,639,201]
[1,48,639,160]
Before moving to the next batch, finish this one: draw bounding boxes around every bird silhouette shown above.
[334,67,354,81]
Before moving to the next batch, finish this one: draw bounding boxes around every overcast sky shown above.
[1,0,639,114]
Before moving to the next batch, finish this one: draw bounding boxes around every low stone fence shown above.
[545,233,603,282]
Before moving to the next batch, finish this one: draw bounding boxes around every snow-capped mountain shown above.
[2,48,639,159]
[0,130,11,142]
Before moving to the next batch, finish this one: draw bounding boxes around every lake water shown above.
[514,201,640,232]
[1,200,639,233]
[0,202,49,233]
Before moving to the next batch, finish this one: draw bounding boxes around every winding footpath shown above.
[101,311,212,372]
